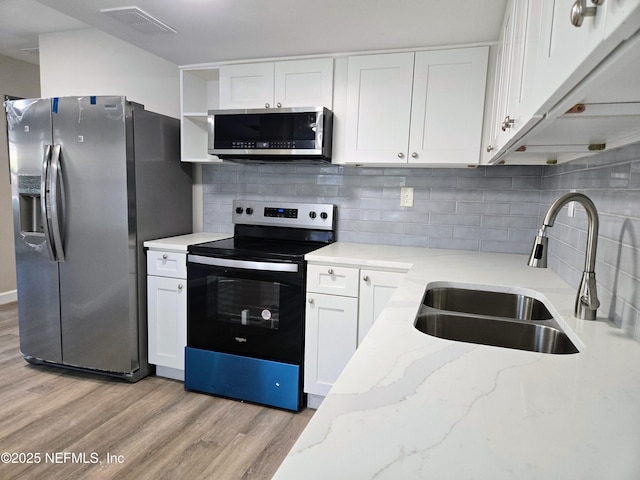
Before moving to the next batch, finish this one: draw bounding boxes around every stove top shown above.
[189,200,337,262]
[189,237,327,261]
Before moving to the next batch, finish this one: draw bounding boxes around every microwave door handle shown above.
[40,144,57,261]
[315,110,323,148]
[48,144,65,262]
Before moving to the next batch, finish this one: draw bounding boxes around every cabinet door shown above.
[489,0,546,155]
[509,0,546,136]
[147,275,187,370]
[274,58,334,108]
[219,63,275,109]
[484,32,507,161]
[304,293,358,397]
[490,0,518,154]
[344,52,415,164]
[358,270,406,345]
[409,47,488,165]
[485,0,548,162]
[537,0,606,108]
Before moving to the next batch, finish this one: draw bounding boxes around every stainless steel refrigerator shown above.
[6,96,192,381]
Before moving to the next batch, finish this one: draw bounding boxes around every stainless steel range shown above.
[185,200,336,410]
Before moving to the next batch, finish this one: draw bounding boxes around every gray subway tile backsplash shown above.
[201,141,640,341]
[540,142,640,340]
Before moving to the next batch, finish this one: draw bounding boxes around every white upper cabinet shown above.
[409,48,489,165]
[219,62,274,109]
[486,0,640,164]
[219,58,334,109]
[274,59,334,108]
[344,48,488,166]
[179,67,220,163]
[484,0,545,161]
[537,0,640,107]
[344,52,415,164]
[536,0,608,108]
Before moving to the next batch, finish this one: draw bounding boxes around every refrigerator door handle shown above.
[41,144,57,261]
[48,144,65,262]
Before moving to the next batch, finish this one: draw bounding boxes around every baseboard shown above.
[306,393,324,409]
[0,290,17,305]
[155,365,184,381]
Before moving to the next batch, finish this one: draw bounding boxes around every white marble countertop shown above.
[143,232,230,252]
[274,242,640,480]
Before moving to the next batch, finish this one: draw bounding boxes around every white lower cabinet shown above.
[304,263,406,408]
[304,292,359,403]
[147,250,187,381]
[358,269,407,345]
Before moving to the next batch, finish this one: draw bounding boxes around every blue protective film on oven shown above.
[184,347,301,411]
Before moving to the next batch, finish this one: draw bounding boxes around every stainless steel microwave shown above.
[207,106,333,162]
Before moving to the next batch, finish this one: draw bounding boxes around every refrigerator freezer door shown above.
[7,98,63,363]
[53,96,136,373]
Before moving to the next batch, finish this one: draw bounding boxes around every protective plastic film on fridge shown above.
[6,96,192,381]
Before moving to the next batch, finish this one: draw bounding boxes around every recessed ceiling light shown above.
[100,6,177,35]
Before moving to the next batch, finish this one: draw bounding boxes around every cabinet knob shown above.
[308,298,314,304]
[570,0,599,27]
[265,102,270,108]
[362,275,370,282]
[501,116,515,131]
[397,152,405,158]
[276,102,282,108]
[178,284,183,290]
[162,254,168,260]
[486,145,495,153]
[327,268,334,275]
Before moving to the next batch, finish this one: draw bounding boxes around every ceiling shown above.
[0,0,506,67]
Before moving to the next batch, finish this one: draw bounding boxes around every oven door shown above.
[187,254,305,364]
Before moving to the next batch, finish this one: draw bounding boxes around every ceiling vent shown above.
[100,6,177,34]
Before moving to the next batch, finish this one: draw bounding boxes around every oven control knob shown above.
[235,207,244,214]
[246,207,253,215]
[309,211,317,219]
[320,212,328,220]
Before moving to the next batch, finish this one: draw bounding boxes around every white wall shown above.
[0,54,41,303]
[39,29,179,118]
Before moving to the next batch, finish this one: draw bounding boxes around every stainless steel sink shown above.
[424,287,554,320]
[415,286,579,354]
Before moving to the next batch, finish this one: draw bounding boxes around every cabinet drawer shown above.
[307,264,359,297]
[147,251,187,279]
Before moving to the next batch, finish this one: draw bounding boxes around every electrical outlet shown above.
[400,187,414,207]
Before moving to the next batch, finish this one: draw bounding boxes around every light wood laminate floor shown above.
[0,302,313,479]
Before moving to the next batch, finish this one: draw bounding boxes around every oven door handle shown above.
[187,254,299,273]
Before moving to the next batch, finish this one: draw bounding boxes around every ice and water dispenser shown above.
[17,174,44,235]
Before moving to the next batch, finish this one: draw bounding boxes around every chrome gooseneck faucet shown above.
[528,192,600,320]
